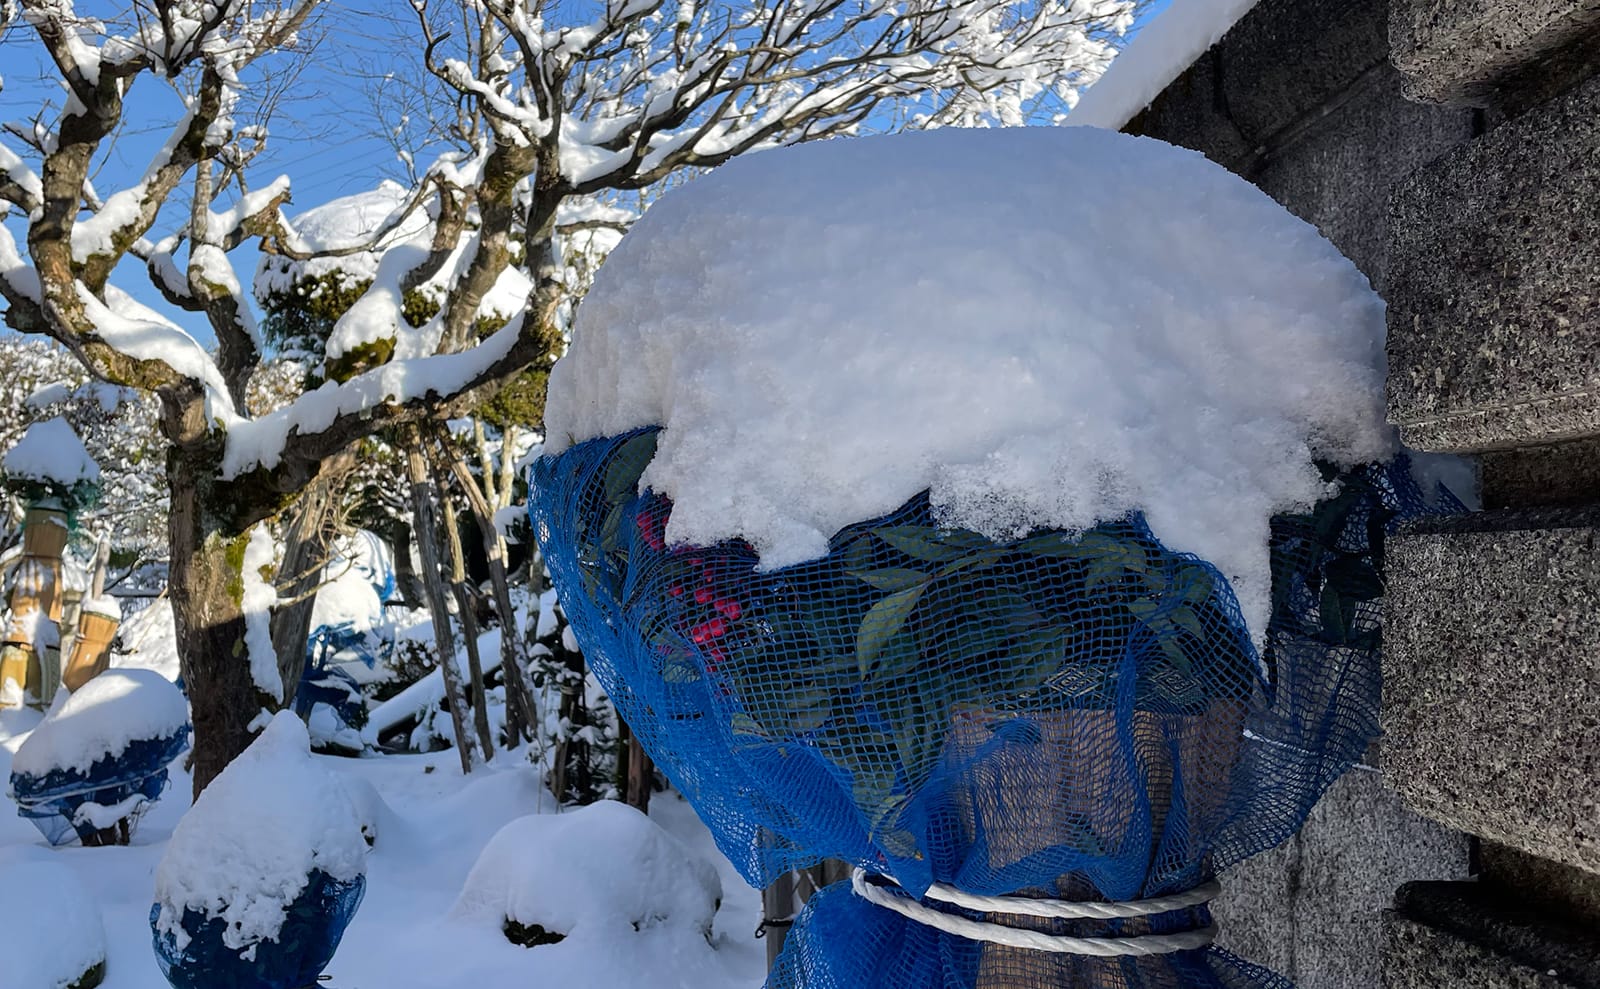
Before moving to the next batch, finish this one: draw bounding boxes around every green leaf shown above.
[841,533,875,573]
[1311,486,1362,547]
[662,661,702,684]
[856,582,929,676]
[1169,605,1207,640]
[936,546,1007,578]
[731,712,768,740]
[849,567,932,593]
[866,627,921,681]
[871,526,967,563]
[1009,625,1069,692]
[599,502,625,555]
[1158,637,1195,677]
[1173,563,1216,605]
[604,432,658,504]
[784,684,833,733]
[1017,531,1083,557]
[1319,582,1348,644]
[793,597,856,661]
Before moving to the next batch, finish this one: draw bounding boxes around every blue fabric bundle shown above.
[531,428,1446,988]
[298,620,375,732]
[9,727,188,846]
[151,869,366,989]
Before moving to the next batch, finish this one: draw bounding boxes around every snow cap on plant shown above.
[2,415,102,510]
[153,712,366,953]
[544,126,1394,641]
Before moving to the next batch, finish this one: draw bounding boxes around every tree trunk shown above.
[761,860,852,967]
[390,519,426,607]
[403,433,476,773]
[169,468,272,798]
[269,453,352,709]
[618,719,654,814]
[435,425,537,745]
[440,494,495,759]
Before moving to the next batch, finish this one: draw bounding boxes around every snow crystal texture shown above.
[544,126,1391,641]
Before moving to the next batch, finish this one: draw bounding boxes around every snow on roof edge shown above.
[1068,0,1261,131]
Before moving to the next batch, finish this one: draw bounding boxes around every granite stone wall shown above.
[1121,1,1600,986]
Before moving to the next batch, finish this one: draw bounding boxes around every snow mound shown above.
[154,712,367,951]
[452,801,721,941]
[338,772,391,847]
[11,667,187,777]
[112,600,180,682]
[0,853,107,989]
[2,415,100,486]
[544,126,1393,639]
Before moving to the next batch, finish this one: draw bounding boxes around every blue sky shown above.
[0,0,1175,344]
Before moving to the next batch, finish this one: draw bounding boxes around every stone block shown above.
[1124,49,1254,169]
[1387,73,1600,453]
[1212,770,1469,989]
[1481,437,1600,509]
[1216,0,1390,143]
[1383,506,1600,873]
[1386,881,1600,988]
[1391,0,1600,108]
[1251,63,1473,288]
[1482,843,1600,931]
[1297,771,1472,989]
[1386,913,1570,988]
[1214,834,1298,978]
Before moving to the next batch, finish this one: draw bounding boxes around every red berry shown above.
[694,586,714,605]
[714,598,742,621]
[635,511,666,550]
[689,617,728,643]
[668,584,684,597]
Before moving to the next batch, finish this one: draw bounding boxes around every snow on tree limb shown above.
[4,0,1139,528]
[222,314,536,484]
[0,143,43,211]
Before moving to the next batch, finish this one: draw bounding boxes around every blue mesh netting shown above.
[530,428,1441,988]
[151,868,366,989]
[9,728,189,846]
[298,621,377,732]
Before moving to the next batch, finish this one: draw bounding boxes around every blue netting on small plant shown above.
[530,428,1444,988]
[9,728,188,846]
[298,621,377,732]
[151,868,366,989]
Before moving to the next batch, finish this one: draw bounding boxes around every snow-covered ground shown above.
[0,707,767,989]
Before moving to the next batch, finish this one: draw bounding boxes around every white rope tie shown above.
[850,868,1219,957]
[920,876,1223,919]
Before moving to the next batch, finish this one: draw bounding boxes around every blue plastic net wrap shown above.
[151,868,366,989]
[298,620,378,732]
[531,428,1445,989]
[9,727,189,846]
